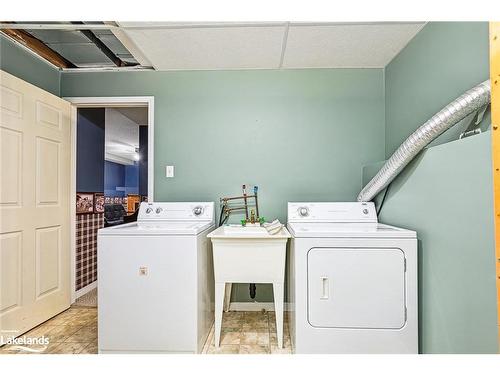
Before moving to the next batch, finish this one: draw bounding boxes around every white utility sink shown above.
[223,225,266,235]
[207,224,291,348]
[217,225,286,238]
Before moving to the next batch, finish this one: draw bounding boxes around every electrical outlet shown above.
[166,165,174,178]
[139,266,148,276]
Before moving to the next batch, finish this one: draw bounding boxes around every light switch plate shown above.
[166,165,174,178]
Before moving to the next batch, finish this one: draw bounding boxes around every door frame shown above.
[64,96,154,303]
[489,22,500,342]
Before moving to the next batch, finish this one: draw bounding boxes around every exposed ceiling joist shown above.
[77,28,126,67]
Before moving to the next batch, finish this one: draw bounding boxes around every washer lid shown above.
[98,221,214,236]
[287,222,416,238]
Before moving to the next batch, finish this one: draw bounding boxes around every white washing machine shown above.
[97,202,215,353]
[287,202,418,354]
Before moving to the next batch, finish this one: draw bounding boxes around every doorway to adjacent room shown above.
[66,97,154,304]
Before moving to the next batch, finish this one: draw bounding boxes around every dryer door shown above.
[307,247,406,329]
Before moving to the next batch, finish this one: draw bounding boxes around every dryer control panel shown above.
[138,202,214,222]
[288,202,377,223]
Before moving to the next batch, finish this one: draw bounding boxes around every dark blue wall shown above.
[77,108,105,192]
[105,161,139,197]
[139,125,148,196]
[104,161,125,197]
[125,165,139,195]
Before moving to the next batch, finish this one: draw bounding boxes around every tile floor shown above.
[1,307,291,355]
[202,311,292,354]
[0,306,97,354]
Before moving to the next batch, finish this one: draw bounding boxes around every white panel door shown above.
[0,70,71,341]
[307,247,406,329]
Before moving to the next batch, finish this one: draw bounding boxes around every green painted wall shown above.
[0,34,60,96]
[61,69,385,302]
[372,22,499,353]
[363,134,498,353]
[385,22,490,157]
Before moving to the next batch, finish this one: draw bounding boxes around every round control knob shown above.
[145,207,153,214]
[156,207,163,214]
[298,207,309,217]
[363,208,369,215]
[193,206,204,216]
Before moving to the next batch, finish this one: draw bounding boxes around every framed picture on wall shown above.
[76,193,94,214]
[94,193,105,213]
[113,197,122,204]
[127,194,141,213]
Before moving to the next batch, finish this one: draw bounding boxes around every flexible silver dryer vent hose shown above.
[357,80,491,203]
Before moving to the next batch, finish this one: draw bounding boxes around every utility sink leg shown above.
[224,283,232,312]
[273,282,284,349]
[214,282,225,347]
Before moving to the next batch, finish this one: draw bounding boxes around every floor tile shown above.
[0,345,22,354]
[44,325,83,343]
[203,310,292,355]
[24,324,57,339]
[239,345,270,354]
[220,331,241,345]
[46,342,89,354]
[223,312,244,321]
[240,331,269,346]
[242,324,268,332]
[207,345,240,354]
[64,326,97,343]
[221,326,241,333]
[222,320,243,329]
[79,342,98,354]
[270,345,292,354]
[270,332,291,348]
[0,306,99,355]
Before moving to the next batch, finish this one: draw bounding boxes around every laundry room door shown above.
[307,247,406,329]
[1,70,71,341]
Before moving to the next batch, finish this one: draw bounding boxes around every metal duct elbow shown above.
[357,80,491,203]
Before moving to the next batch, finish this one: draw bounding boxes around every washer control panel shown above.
[298,206,309,217]
[288,202,377,223]
[138,202,214,222]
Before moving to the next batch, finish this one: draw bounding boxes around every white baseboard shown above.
[75,281,97,300]
[229,302,291,312]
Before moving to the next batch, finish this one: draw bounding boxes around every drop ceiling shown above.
[0,22,426,70]
[115,22,426,70]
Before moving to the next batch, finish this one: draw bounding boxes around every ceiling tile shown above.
[121,25,286,70]
[282,23,425,68]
